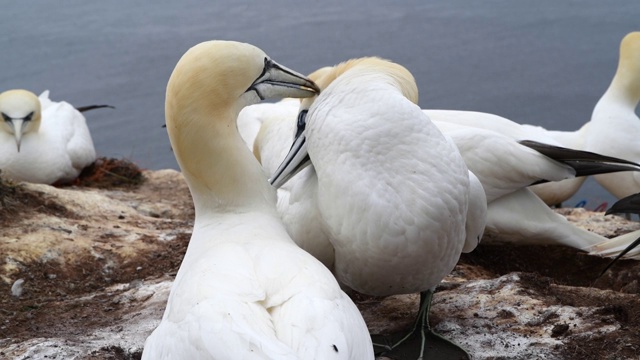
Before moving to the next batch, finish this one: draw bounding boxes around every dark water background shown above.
[1,1,639,209]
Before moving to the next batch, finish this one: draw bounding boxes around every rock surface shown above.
[1,170,640,360]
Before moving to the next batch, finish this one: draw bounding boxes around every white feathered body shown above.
[426,109,587,205]
[306,69,469,296]
[143,211,372,360]
[0,91,95,184]
[253,112,336,270]
[586,94,640,199]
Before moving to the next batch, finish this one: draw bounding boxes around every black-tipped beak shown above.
[270,110,313,188]
[248,58,320,101]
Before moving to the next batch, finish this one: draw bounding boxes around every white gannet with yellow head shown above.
[0,89,96,184]
[585,31,640,199]
[269,57,479,359]
[141,41,374,360]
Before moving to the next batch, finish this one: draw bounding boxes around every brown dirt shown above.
[2,168,640,359]
[458,244,640,360]
[0,167,193,359]
[0,175,75,223]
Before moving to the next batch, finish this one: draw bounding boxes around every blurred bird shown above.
[0,89,100,185]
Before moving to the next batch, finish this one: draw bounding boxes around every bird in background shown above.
[0,89,109,185]
[141,40,374,360]
[583,31,640,199]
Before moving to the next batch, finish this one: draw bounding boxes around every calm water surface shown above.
[1,1,639,208]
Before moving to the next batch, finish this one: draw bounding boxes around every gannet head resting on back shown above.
[165,40,319,213]
[0,89,41,152]
[272,55,470,292]
[302,57,418,108]
[267,56,473,358]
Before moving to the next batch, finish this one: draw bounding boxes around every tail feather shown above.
[519,140,640,179]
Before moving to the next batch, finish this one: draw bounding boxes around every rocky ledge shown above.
[1,169,639,360]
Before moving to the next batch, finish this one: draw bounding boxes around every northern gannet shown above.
[0,89,96,185]
[269,57,478,359]
[141,40,374,359]
[584,31,640,199]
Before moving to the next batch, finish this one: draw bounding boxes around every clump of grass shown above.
[75,157,145,188]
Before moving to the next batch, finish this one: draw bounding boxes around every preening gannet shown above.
[269,57,477,359]
[141,41,374,360]
[0,89,97,185]
[584,31,640,199]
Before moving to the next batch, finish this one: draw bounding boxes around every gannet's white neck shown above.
[167,94,275,218]
[165,41,319,220]
[599,32,640,108]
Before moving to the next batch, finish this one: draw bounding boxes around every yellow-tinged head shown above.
[0,89,42,152]
[619,31,640,71]
[165,40,319,211]
[612,31,640,102]
[300,57,419,112]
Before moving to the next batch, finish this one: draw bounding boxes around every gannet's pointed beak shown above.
[248,59,321,100]
[270,110,313,188]
[11,119,24,152]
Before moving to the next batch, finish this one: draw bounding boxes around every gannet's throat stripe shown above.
[269,134,311,187]
[269,109,312,187]
[294,110,308,139]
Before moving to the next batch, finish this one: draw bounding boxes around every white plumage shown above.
[247,81,640,261]
[430,117,640,254]
[584,31,640,199]
[0,89,96,184]
[426,109,588,206]
[142,40,373,360]
[270,57,472,296]
[265,57,477,358]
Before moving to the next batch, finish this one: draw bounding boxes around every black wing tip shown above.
[76,104,116,113]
